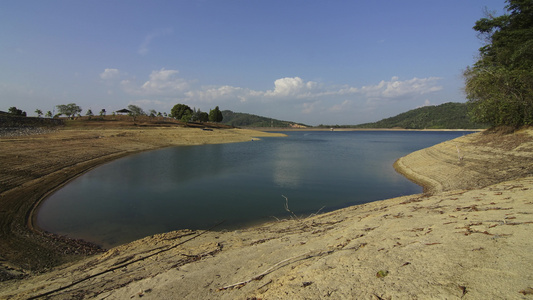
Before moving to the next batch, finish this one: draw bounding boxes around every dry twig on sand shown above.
[218,249,334,291]
[218,242,366,291]
[275,195,324,225]
[456,144,464,162]
[282,195,311,228]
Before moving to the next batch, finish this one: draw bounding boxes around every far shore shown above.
[249,127,485,132]
[0,126,532,299]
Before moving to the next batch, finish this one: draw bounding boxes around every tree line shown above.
[339,102,488,129]
[6,103,224,123]
[170,104,223,123]
[464,0,533,127]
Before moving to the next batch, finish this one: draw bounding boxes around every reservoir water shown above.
[36,130,473,248]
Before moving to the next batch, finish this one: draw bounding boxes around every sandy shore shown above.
[1,127,532,299]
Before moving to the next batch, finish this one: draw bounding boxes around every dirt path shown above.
[0,127,284,278]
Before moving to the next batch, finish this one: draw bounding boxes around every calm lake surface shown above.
[37,130,473,248]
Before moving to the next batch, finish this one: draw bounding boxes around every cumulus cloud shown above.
[337,86,359,95]
[121,68,191,96]
[99,67,445,125]
[99,68,120,80]
[142,69,189,92]
[265,77,319,98]
[361,76,442,99]
[185,85,258,104]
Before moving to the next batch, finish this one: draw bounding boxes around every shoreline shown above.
[393,127,533,193]
[27,150,135,240]
[393,158,439,194]
[0,126,286,277]
[1,127,532,299]
[251,127,484,132]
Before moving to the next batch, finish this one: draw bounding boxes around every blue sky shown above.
[1,0,506,125]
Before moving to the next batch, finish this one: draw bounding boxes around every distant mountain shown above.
[332,102,488,129]
[221,110,308,128]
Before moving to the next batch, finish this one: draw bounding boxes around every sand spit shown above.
[1,128,532,299]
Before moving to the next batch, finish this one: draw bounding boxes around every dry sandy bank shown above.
[1,128,532,299]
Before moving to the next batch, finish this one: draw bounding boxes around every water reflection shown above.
[37,131,474,248]
[272,142,305,188]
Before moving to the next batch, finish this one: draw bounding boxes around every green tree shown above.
[56,103,82,119]
[100,109,106,117]
[464,0,533,127]
[128,104,145,116]
[181,111,192,123]
[191,108,208,122]
[170,103,192,120]
[35,109,43,118]
[209,106,223,122]
[45,111,53,118]
[86,109,94,117]
[8,107,27,116]
[127,104,145,121]
[198,111,209,122]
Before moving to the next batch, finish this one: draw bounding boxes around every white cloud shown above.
[337,86,359,95]
[138,28,173,55]
[265,77,318,98]
[121,68,191,96]
[185,85,255,104]
[99,68,445,125]
[142,69,189,92]
[301,101,320,114]
[99,68,120,80]
[328,100,351,112]
[361,76,442,99]
[417,99,434,108]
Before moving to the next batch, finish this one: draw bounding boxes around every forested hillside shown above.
[221,110,308,128]
[334,102,488,129]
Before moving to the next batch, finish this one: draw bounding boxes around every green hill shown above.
[344,102,488,129]
[221,110,308,128]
